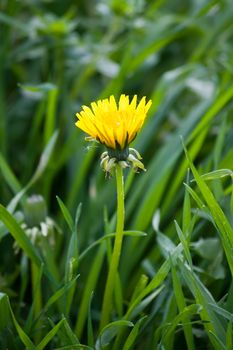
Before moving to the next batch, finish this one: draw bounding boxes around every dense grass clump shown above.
[0,1,233,349]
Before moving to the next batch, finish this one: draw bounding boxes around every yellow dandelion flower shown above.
[75,94,152,150]
[75,94,152,173]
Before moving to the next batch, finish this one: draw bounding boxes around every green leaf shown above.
[62,319,80,345]
[184,183,206,209]
[130,274,149,304]
[7,130,59,214]
[208,303,233,322]
[208,331,226,350]
[79,230,146,261]
[174,221,192,267]
[122,317,147,350]
[180,262,226,345]
[56,196,74,233]
[0,152,21,194]
[47,317,80,348]
[0,205,42,267]
[0,293,36,350]
[75,244,105,339]
[125,244,183,318]
[44,88,58,145]
[130,285,164,319]
[171,264,195,350]
[226,322,232,350]
[87,292,94,347]
[192,238,221,260]
[157,231,176,258]
[182,171,191,235]
[0,291,10,332]
[20,82,57,93]
[96,320,134,350]
[37,318,65,350]
[43,275,79,312]
[199,169,233,181]
[183,141,233,275]
[162,304,201,344]
[75,202,82,231]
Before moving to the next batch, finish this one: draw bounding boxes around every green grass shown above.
[0,0,233,349]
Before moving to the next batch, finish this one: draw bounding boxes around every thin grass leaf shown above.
[63,202,82,314]
[0,11,29,32]
[174,221,193,267]
[213,117,228,168]
[64,210,82,315]
[0,152,21,194]
[162,126,209,216]
[114,271,123,318]
[226,322,232,350]
[37,318,65,350]
[0,130,57,240]
[0,205,42,267]
[24,263,44,336]
[129,33,181,73]
[183,183,206,209]
[66,148,96,209]
[125,244,183,319]
[130,285,164,319]
[171,264,195,350]
[79,231,146,261]
[75,202,82,230]
[0,293,36,350]
[199,169,233,181]
[96,320,134,350]
[161,304,201,345]
[43,274,79,312]
[56,196,74,233]
[75,243,106,339]
[122,316,147,350]
[44,87,58,145]
[182,170,191,235]
[208,303,233,322]
[180,262,226,345]
[208,331,226,350]
[87,292,94,347]
[157,231,176,259]
[188,85,233,144]
[130,274,149,304]
[183,141,233,275]
[7,130,59,214]
[231,184,233,215]
[47,317,80,347]
[62,319,80,345]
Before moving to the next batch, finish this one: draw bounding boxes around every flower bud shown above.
[24,195,47,228]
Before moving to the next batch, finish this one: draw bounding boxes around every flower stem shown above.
[100,164,125,329]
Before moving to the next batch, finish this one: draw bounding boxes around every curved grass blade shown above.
[0,293,36,350]
[96,320,134,350]
[0,204,42,267]
[37,318,65,350]
[183,141,233,275]
[79,230,147,262]
[8,130,59,213]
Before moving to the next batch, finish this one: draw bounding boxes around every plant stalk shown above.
[100,164,125,329]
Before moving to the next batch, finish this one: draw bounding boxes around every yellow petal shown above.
[75,94,152,150]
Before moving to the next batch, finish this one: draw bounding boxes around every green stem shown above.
[31,262,42,343]
[100,164,125,329]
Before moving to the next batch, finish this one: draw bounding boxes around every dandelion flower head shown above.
[75,94,152,151]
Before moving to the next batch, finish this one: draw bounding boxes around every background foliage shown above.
[0,0,233,349]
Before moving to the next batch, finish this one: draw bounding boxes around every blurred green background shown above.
[0,0,233,349]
